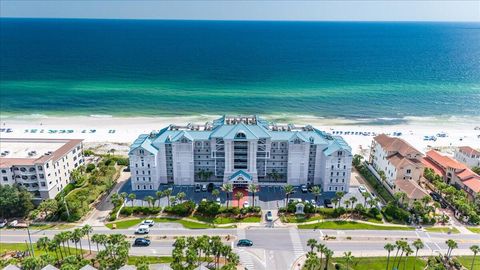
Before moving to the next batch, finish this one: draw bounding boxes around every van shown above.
[135,225,150,234]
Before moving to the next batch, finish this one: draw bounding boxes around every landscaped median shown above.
[297,220,414,230]
[105,216,237,229]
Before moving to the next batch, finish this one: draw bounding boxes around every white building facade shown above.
[129,115,352,192]
[0,138,84,201]
[454,146,480,169]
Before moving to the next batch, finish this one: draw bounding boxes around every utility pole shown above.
[26,223,35,257]
[64,196,70,218]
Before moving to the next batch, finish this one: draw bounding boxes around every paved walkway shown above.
[82,170,131,227]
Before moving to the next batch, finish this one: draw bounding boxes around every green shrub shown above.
[120,206,161,216]
[83,149,95,156]
[164,201,195,216]
[86,163,96,173]
[382,202,411,223]
[333,207,347,217]
[197,201,221,216]
[115,158,129,166]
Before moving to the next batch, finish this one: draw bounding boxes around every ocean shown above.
[1,19,479,123]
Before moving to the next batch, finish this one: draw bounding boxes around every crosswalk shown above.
[236,228,256,270]
[289,227,305,259]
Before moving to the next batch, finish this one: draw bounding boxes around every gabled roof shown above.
[323,136,352,156]
[387,153,422,169]
[129,134,158,155]
[458,146,480,156]
[426,150,467,170]
[229,170,252,181]
[80,265,98,270]
[374,134,422,157]
[3,265,21,270]
[394,179,429,200]
[463,178,480,193]
[41,265,59,270]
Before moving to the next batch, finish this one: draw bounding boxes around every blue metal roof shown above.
[229,170,252,180]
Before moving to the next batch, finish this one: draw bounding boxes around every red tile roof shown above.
[374,134,423,157]
[426,150,467,170]
[463,178,480,193]
[421,157,445,176]
[458,146,480,156]
[394,179,429,200]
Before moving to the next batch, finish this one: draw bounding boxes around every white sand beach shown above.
[1,115,479,156]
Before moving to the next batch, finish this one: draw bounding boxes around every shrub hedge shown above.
[120,206,161,216]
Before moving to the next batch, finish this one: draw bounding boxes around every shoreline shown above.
[1,115,479,156]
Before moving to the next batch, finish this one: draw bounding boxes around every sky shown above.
[0,0,479,21]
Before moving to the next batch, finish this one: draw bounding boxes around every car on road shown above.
[0,219,7,228]
[201,184,208,192]
[265,211,273,222]
[133,238,151,246]
[243,201,250,208]
[430,192,441,202]
[237,239,253,247]
[195,184,201,193]
[358,185,367,193]
[135,225,150,234]
[324,199,333,208]
[301,185,308,193]
[141,220,155,227]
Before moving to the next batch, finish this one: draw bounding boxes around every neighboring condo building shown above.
[454,146,480,169]
[423,150,480,199]
[0,138,84,200]
[369,134,427,204]
[129,115,352,192]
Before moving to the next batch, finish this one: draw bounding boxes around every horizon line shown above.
[1,17,479,23]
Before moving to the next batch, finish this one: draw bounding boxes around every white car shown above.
[358,185,367,194]
[0,219,7,228]
[135,225,150,234]
[243,201,250,208]
[216,197,221,204]
[310,199,316,205]
[9,220,18,227]
[141,220,155,227]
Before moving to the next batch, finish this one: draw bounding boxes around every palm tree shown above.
[421,195,432,208]
[446,239,458,259]
[247,183,259,207]
[53,234,65,259]
[212,189,220,200]
[362,192,371,208]
[396,242,409,269]
[349,197,357,211]
[283,184,295,206]
[384,243,395,270]
[317,243,326,269]
[234,191,244,208]
[311,186,321,206]
[145,195,155,208]
[335,191,345,208]
[412,239,424,270]
[128,193,136,207]
[175,192,186,203]
[63,231,73,255]
[394,192,407,207]
[71,228,84,258]
[393,240,405,267]
[163,189,172,207]
[343,251,354,270]
[324,248,334,270]
[37,237,50,254]
[47,240,60,261]
[470,245,479,270]
[221,183,233,208]
[307,239,318,253]
[156,190,164,207]
[82,225,93,254]
[403,245,413,270]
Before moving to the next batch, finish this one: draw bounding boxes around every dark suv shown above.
[134,238,151,246]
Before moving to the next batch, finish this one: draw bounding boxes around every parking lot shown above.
[119,180,366,210]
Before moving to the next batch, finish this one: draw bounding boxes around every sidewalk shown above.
[82,170,131,227]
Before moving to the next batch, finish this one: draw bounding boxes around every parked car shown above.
[133,238,151,246]
[201,184,208,192]
[0,219,7,228]
[216,197,221,204]
[324,199,333,208]
[265,211,273,222]
[141,220,155,227]
[301,185,308,193]
[8,220,18,227]
[243,201,250,208]
[237,239,253,247]
[207,183,215,192]
[430,192,441,202]
[358,185,367,193]
[310,199,316,205]
[135,225,150,234]
[195,184,201,193]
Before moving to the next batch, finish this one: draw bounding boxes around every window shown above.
[41,182,46,187]
[2,177,7,181]
[406,169,411,174]
[1,169,5,173]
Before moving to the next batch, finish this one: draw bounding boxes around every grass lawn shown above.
[298,220,413,230]
[332,256,426,270]
[127,256,173,265]
[424,227,460,234]
[192,215,260,224]
[106,217,235,230]
[106,219,142,229]
[281,215,324,223]
[456,256,480,269]
[467,227,480,234]
[0,242,85,257]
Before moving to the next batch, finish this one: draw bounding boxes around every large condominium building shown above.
[369,134,427,204]
[454,146,480,169]
[423,150,480,199]
[0,138,84,200]
[129,115,352,192]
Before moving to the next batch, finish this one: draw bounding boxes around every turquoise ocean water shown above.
[1,19,479,123]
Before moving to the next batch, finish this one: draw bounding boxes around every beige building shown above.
[0,138,84,201]
[369,134,427,203]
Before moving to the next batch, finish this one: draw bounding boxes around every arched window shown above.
[235,131,246,139]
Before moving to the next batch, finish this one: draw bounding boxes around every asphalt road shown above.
[1,226,479,270]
